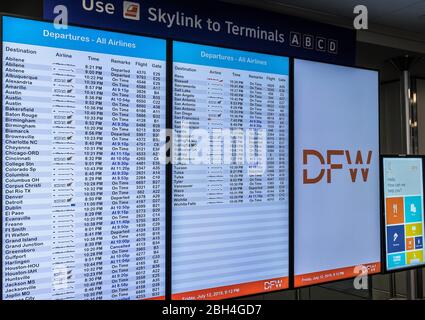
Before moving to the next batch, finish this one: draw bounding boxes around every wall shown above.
[0,1,42,17]
[417,79,425,155]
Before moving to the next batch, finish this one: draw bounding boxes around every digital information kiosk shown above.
[382,157,425,271]
[171,42,290,299]
[2,16,166,300]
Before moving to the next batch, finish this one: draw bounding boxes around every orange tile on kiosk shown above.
[386,197,405,225]
[406,237,415,251]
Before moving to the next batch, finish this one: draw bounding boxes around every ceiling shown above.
[226,0,425,34]
[224,0,425,53]
[266,0,425,33]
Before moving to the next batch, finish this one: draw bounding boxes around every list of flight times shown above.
[172,42,290,299]
[2,17,166,300]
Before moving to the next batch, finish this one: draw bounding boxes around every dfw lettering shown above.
[303,149,373,184]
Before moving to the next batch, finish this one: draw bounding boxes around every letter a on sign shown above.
[53,5,68,29]
[353,5,368,30]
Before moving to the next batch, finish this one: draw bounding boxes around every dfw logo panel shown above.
[302,149,373,184]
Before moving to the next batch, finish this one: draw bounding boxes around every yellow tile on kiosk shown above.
[407,250,424,265]
[405,223,423,237]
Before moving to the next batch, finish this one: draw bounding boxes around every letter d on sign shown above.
[303,150,325,184]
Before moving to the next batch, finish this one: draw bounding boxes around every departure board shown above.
[383,157,425,271]
[2,17,166,300]
[172,42,290,300]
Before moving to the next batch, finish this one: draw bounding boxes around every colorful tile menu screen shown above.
[383,157,425,271]
[172,42,290,300]
[2,17,166,300]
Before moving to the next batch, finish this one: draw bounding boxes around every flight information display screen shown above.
[294,59,381,287]
[2,16,166,300]
[383,157,425,271]
[172,42,290,300]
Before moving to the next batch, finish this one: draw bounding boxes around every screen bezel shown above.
[380,155,425,274]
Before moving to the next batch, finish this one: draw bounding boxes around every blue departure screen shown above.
[2,17,166,300]
[171,42,290,300]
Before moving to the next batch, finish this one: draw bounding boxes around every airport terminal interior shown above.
[2,0,425,301]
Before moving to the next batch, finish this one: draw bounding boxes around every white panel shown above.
[294,59,381,287]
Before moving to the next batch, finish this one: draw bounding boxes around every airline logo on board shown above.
[123,1,141,20]
[303,149,373,184]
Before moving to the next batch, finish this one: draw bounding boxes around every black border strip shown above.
[165,39,173,300]
[0,14,3,301]
[288,58,295,290]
